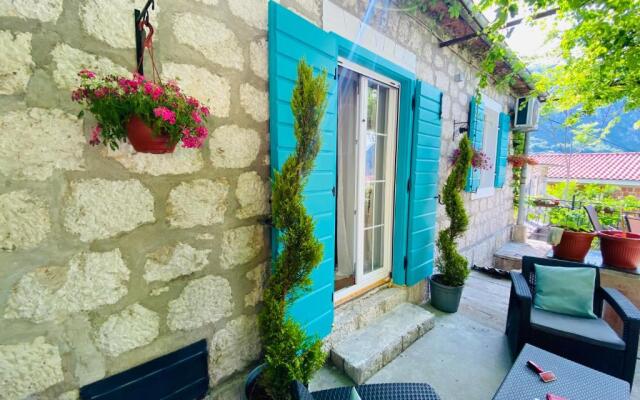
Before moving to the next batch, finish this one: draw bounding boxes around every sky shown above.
[480,5,565,68]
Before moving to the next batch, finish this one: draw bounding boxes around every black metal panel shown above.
[80,340,209,400]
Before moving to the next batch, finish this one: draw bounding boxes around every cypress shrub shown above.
[257,60,328,400]
[436,136,473,287]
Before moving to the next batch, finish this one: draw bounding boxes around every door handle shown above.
[332,186,336,197]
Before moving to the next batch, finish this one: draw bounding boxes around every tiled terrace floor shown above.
[311,271,640,399]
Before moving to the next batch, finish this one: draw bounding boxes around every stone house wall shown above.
[0,0,516,399]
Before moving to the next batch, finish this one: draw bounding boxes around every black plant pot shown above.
[244,364,266,400]
[429,274,464,313]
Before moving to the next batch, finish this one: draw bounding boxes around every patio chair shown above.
[505,256,640,386]
[625,214,640,233]
[585,204,604,231]
[292,381,441,400]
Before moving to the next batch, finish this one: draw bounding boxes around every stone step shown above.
[330,303,435,384]
[324,287,408,351]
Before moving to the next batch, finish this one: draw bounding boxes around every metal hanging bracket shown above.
[453,119,469,141]
[134,0,156,75]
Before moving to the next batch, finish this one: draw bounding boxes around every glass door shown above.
[335,62,399,301]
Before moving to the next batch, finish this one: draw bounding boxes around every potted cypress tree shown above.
[430,136,473,313]
[245,60,327,400]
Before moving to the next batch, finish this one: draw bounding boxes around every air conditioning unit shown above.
[514,96,541,131]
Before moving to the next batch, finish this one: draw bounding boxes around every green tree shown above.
[436,136,473,287]
[477,0,640,128]
[258,60,327,400]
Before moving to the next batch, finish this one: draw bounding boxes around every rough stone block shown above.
[162,63,230,118]
[209,125,260,168]
[208,315,261,384]
[105,143,203,176]
[51,44,128,89]
[167,179,229,228]
[0,108,84,181]
[235,171,269,219]
[0,337,64,399]
[240,83,268,122]
[64,179,155,242]
[143,243,211,283]
[220,225,265,269]
[95,304,160,357]
[174,13,243,70]
[4,249,129,323]
[0,0,62,22]
[167,275,233,331]
[80,0,159,48]
[330,303,435,384]
[0,190,50,251]
[0,30,32,95]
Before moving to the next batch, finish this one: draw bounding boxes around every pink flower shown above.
[187,97,199,108]
[166,80,181,93]
[89,125,101,146]
[78,69,96,79]
[94,87,108,98]
[132,73,145,84]
[195,125,208,138]
[181,127,191,137]
[71,88,87,102]
[200,106,210,116]
[153,106,176,125]
[181,136,205,148]
[191,110,202,124]
[144,82,163,100]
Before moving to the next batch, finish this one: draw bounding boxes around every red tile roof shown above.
[531,153,640,183]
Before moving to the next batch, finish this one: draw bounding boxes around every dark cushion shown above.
[291,381,315,400]
[530,308,626,350]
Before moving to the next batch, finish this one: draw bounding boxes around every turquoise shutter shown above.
[494,112,510,188]
[406,81,442,285]
[268,1,337,338]
[465,97,485,192]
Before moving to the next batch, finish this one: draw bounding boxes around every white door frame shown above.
[334,60,400,302]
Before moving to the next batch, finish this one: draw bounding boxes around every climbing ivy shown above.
[258,60,327,400]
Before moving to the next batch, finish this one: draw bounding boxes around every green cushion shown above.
[350,387,362,400]
[534,264,597,319]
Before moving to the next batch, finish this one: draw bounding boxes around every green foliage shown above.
[547,181,640,228]
[72,71,210,149]
[478,0,640,129]
[548,207,592,232]
[510,131,525,206]
[258,60,328,400]
[436,136,473,287]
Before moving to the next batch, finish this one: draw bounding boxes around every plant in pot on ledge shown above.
[72,69,210,153]
[245,61,327,400]
[430,136,473,313]
[548,207,595,263]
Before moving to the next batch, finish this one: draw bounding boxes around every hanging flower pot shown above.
[126,115,176,154]
[72,70,210,153]
[599,230,640,270]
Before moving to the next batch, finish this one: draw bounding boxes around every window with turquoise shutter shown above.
[465,97,485,192]
[406,81,443,285]
[494,112,511,188]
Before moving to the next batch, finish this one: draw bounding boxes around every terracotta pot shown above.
[599,230,640,270]
[126,115,176,154]
[552,230,596,262]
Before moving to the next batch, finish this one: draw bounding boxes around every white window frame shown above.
[472,95,503,200]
